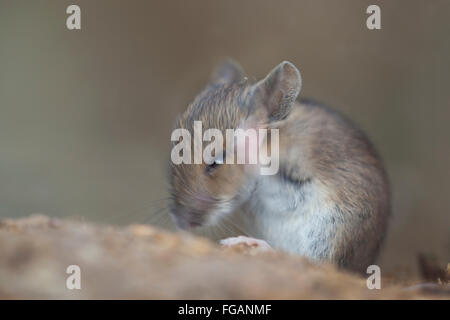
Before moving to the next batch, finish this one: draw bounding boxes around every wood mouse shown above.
[168,60,390,273]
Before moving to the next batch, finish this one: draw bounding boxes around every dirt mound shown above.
[0,215,444,299]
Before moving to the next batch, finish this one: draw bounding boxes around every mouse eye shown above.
[205,156,224,174]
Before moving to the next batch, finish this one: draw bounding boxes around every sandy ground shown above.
[0,215,447,299]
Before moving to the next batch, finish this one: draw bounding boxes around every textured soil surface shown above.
[0,215,447,299]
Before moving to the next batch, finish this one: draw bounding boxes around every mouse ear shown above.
[252,61,302,121]
[210,59,245,86]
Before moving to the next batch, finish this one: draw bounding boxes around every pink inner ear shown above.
[252,61,302,121]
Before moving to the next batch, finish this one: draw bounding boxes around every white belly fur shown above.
[241,175,338,261]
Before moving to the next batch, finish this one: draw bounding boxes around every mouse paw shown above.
[220,236,272,251]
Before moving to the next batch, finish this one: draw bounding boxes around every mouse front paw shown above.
[220,235,272,252]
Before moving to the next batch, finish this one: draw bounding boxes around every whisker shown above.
[110,197,170,224]
[142,206,170,225]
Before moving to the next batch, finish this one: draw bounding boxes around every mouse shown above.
[168,59,390,273]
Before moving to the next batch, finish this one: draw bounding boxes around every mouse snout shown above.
[171,215,194,230]
[169,191,223,230]
[170,206,206,230]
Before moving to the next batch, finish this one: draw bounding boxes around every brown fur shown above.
[278,98,391,271]
[169,80,253,228]
[169,60,391,272]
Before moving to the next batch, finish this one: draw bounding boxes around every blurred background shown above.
[0,0,449,277]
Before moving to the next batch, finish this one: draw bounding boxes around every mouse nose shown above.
[170,209,203,230]
[173,216,189,230]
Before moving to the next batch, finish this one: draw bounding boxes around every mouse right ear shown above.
[210,59,245,86]
[251,61,302,121]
